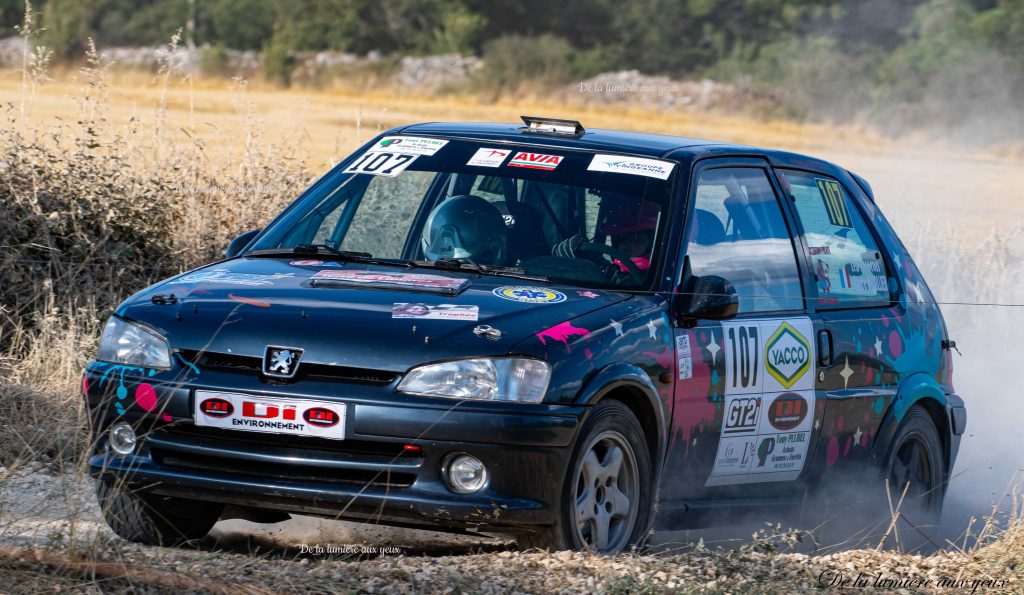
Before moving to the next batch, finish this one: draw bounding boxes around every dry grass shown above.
[0,33,1023,594]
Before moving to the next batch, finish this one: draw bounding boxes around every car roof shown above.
[399,121,824,162]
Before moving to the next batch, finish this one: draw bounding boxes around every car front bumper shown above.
[84,366,582,531]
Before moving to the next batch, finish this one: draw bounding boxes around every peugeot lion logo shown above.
[263,346,303,379]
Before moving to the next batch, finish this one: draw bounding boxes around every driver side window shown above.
[685,168,804,313]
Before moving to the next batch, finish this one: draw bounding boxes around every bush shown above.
[477,34,608,97]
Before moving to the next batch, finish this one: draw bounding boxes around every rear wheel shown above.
[96,478,224,546]
[879,406,945,549]
[517,400,652,554]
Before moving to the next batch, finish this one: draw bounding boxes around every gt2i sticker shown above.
[722,321,761,395]
[367,136,448,156]
[492,286,567,304]
[587,154,675,180]
[345,152,418,177]
[467,148,511,167]
[169,270,294,287]
[706,390,814,486]
[507,152,563,171]
[816,178,852,228]
[392,303,479,321]
[195,391,346,440]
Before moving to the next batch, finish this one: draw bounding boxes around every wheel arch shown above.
[870,373,952,483]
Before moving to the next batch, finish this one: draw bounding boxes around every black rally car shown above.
[84,117,965,554]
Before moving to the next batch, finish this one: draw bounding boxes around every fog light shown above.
[108,421,137,456]
[446,454,487,493]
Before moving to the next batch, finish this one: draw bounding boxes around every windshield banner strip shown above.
[587,154,675,180]
[310,270,469,295]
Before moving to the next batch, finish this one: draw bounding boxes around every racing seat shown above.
[495,201,550,262]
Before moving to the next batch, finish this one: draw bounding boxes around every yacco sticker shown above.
[392,303,479,321]
[507,152,563,171]
[764,321,812,391]
[587,154,675,180]
[367,136,448,156]
[492,286,567,304]
[467,148,511,168]
[345,152,418,177]
[169,270,294,287]
[311,270,468,294]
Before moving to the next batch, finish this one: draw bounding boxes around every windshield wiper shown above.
[415,258,550,283]
[246,244,412,267]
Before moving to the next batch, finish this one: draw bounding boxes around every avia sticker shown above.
[392,303,479,321]
[764,322,811,389]
[467,148,511,167]
[507,152,563,171]
[367,136,448,156]
[587,154,675,180]
[492,286,567,304]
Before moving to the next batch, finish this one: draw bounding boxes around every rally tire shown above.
[96,478,223,546]
[517,399,652,554]
[879,405,946,548]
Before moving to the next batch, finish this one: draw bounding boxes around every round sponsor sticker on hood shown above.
[493,286,567,304]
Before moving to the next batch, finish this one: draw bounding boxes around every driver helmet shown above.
[598,196,660,271]
[422,195,507,263]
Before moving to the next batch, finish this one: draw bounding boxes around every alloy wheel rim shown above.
[571,430,639,553]
[889,435,934,507]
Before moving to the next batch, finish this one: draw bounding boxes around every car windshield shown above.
[251,136,678,289]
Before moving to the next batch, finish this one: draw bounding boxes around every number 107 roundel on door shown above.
[706,318,815,486]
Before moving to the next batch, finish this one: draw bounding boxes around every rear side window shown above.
[685,168,803,313]
[777,170,889,308]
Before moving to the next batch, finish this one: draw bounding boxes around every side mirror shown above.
[226,230,260,259]
[675,275,739,325]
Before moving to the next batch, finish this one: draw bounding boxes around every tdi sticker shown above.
[467,148,511,168]
[392,303,479,321]
[507,152,563,171]
[587,154,675,180]
[492,286,567,304]
[367,136,448,156]
[345,152,418,177]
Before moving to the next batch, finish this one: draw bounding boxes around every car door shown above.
[773,168,899,484]
[659,160,825,514]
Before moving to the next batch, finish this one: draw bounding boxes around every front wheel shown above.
[96,478,224,546]
[518,399,652,554]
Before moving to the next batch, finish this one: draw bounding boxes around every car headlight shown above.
[96,316,171,369]
[397,358,550,403]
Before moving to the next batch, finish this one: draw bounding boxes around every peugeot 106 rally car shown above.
[84,116,966,554]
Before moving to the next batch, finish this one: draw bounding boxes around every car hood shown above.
[118,257,630,372]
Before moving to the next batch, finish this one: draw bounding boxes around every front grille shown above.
[151,450,416,487]
[148,425,421,489]
[177,350,398,385]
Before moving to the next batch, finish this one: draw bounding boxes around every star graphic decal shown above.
[853,426,863,446]
[839,356,854,389]
[814,419,821,431]
[609,319,623,336]
[646,319,658,339]
[874,336,883,356]
[706,335,721,363]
